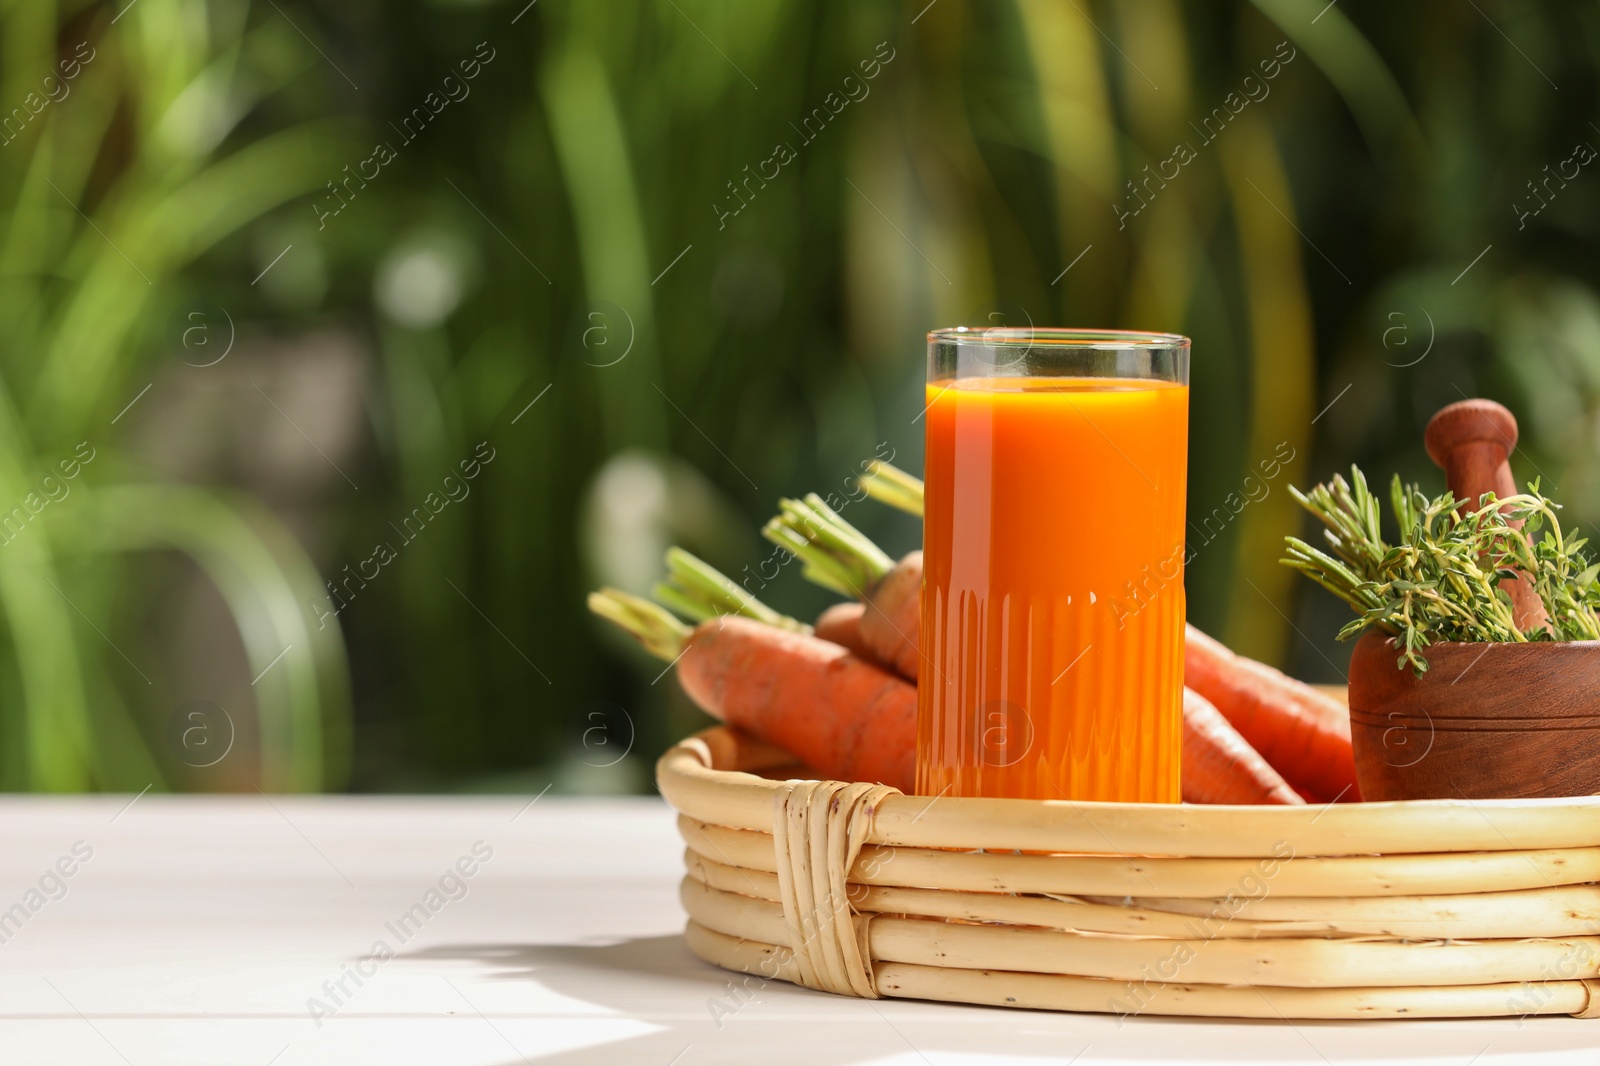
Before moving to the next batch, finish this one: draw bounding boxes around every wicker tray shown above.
[658,726,1600,1021]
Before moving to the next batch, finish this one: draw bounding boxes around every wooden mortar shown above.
[1347,399,1600,800]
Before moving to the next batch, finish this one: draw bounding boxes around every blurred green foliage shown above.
[2,0,1599,791]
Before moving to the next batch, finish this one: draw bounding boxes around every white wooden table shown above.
[1,795,1594,1065]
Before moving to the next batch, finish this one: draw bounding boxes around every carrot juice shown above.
[918,330,1190,802]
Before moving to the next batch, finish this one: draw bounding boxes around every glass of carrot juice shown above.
[919,328,1190,802]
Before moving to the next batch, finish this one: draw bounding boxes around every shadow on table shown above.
[404,935,857,1065]
[404,936,1600,1066]
[404,934,721,995]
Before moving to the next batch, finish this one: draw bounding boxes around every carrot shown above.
[813,601,871,658]
[1182,688,1302,805]
[764,496,922,679]
[590,589,916,791]
[858,550,922,681]
[1184,623,1359,803]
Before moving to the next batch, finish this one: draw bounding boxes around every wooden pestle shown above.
[1423,399,1549,632]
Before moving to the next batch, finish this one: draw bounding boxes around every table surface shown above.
[2,794,1596,1066]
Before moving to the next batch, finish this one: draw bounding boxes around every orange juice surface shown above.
[919,376,1188,801]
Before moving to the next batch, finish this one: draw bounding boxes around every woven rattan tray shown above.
[658,726,1600,1021]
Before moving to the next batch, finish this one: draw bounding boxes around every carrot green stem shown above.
[587,588,687,661]
[659,547,808,632]
[760,517,857,597]
[763,495,895,598]
[651,582,714,623]
[791,495,894,578]
[862,460,925,517]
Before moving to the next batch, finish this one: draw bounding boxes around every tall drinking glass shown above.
[919,328,1191,802]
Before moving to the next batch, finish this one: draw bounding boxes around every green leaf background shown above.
[1,0,1596,791]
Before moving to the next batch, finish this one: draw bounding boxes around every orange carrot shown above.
[857,550,922,681]
[814,601,872,658]
[799,549,921,680]
[591,591,915,790]
[1182,688,1303,805]
[680,616,915,790]
[1184,624,1359,802]
[765,498,924,680]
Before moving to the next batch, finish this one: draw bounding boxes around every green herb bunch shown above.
[1282,468,1600,674]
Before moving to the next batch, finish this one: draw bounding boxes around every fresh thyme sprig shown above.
[1281,468,1600,674]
